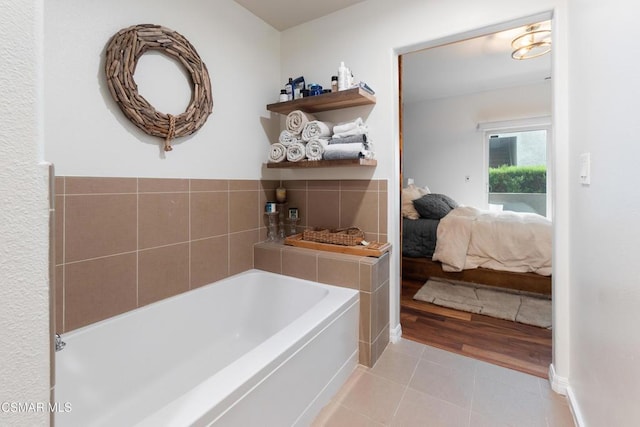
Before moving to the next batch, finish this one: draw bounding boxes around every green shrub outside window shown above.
[489,165,546,193]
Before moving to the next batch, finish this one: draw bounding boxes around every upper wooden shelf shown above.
[266,87,376,115]
[266,159,377,169]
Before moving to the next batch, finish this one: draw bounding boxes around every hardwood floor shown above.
[401,278,552,378]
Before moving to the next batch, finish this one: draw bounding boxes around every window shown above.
[480,118,551,217]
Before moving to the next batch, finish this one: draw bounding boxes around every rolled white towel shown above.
[268,143,287,163]
[305,138,328,161]
[301,120,333,142]
[286,141,306,162]
[286,110,316,135]
[278,130,300,146]
[332,118,367,138]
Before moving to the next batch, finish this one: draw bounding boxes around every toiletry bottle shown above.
[338,62,348,91]
[331,76,338,92]
[285,77,293,101]
[279,89,288,102]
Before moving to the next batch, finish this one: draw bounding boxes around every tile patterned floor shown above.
[312,339,574,427]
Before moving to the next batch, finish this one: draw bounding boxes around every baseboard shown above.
[548,363,569,395]
[389,323,402,343]
[549,364,584,427]
[565,386,585,427]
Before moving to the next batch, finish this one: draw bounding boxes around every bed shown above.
[401,188,552,296]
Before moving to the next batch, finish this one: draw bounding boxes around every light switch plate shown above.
[579,153,591,185]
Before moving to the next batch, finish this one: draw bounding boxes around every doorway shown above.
[398,18,554,377]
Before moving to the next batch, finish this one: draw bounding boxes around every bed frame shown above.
[402,256,552,296]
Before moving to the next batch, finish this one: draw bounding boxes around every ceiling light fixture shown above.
[511,23,551,60]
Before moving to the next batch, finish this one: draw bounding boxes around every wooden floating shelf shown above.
[266,159,377,169]
[266,87,376,115]
[285,233,390,257]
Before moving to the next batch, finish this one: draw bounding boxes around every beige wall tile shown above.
[341,179,377,191]
[229,190,259,232]
[379,190,388,235]
[282,249,317,281]
[230,180,258,191]
[259,180,280,192]
[138,178,188,193]
[65,194,137,262]
[254,245,282,273]
[359,261,373,293]
[138,243,190,306]
[138,193,189,249]
[374,280,390,339]
[340,190,378,235]
[190,192,228,239]
[229,230,259,275]
[55,195,64,265]
[284,180,307,190]
[190,179,228,192]
[55,266,63,333]
[376,253,390,290]
[190,236,229,288]
[359,291,371,342]
[65,253,137,331]
[308,180,339,190]
[359,341,371,367]
[307,190,339,229]
[65,177,137,194]
[284,189,307,227]
[379,179,388,191]
[372,325,390,367]
[55,176,65,195]
[318,254,360,289]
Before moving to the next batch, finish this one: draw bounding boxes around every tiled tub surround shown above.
[255,242,390,367]
[284,179,388,243]
[54,177,388,333]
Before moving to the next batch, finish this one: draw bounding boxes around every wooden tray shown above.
[284,233,390,257]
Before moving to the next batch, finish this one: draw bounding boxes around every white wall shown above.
[44,0,281,179]
[281,0,568,369]
[567,0,640,424]
[404,81,552,207]
[0,1,51,425]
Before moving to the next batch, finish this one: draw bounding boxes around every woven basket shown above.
[302,227,365,246]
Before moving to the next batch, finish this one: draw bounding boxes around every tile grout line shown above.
[136,177,139,307]
[227,184,231,274]
[61,178,66,333]
[387,345,425,423]
[188,179,192,290]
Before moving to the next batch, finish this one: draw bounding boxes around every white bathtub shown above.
[55,269,359,427]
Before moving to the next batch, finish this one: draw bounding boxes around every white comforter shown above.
[432,206,552,276]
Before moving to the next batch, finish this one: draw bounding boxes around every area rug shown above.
[413,278,551,328]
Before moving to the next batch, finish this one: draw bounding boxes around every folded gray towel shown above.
[323,150,362,160]
[323,142,365,160]
[329,134,368,145]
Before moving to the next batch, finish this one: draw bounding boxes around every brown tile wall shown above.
[54,177,278,333]
[53,177,387,335]
[281,179,388,242]
[254,242,390,367]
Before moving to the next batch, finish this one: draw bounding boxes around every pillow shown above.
[402,184,430,219]
[412,193,458,220]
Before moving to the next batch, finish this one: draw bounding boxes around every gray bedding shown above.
[402,217,440,258]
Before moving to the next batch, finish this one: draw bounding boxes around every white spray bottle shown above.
[338,61,349,91]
